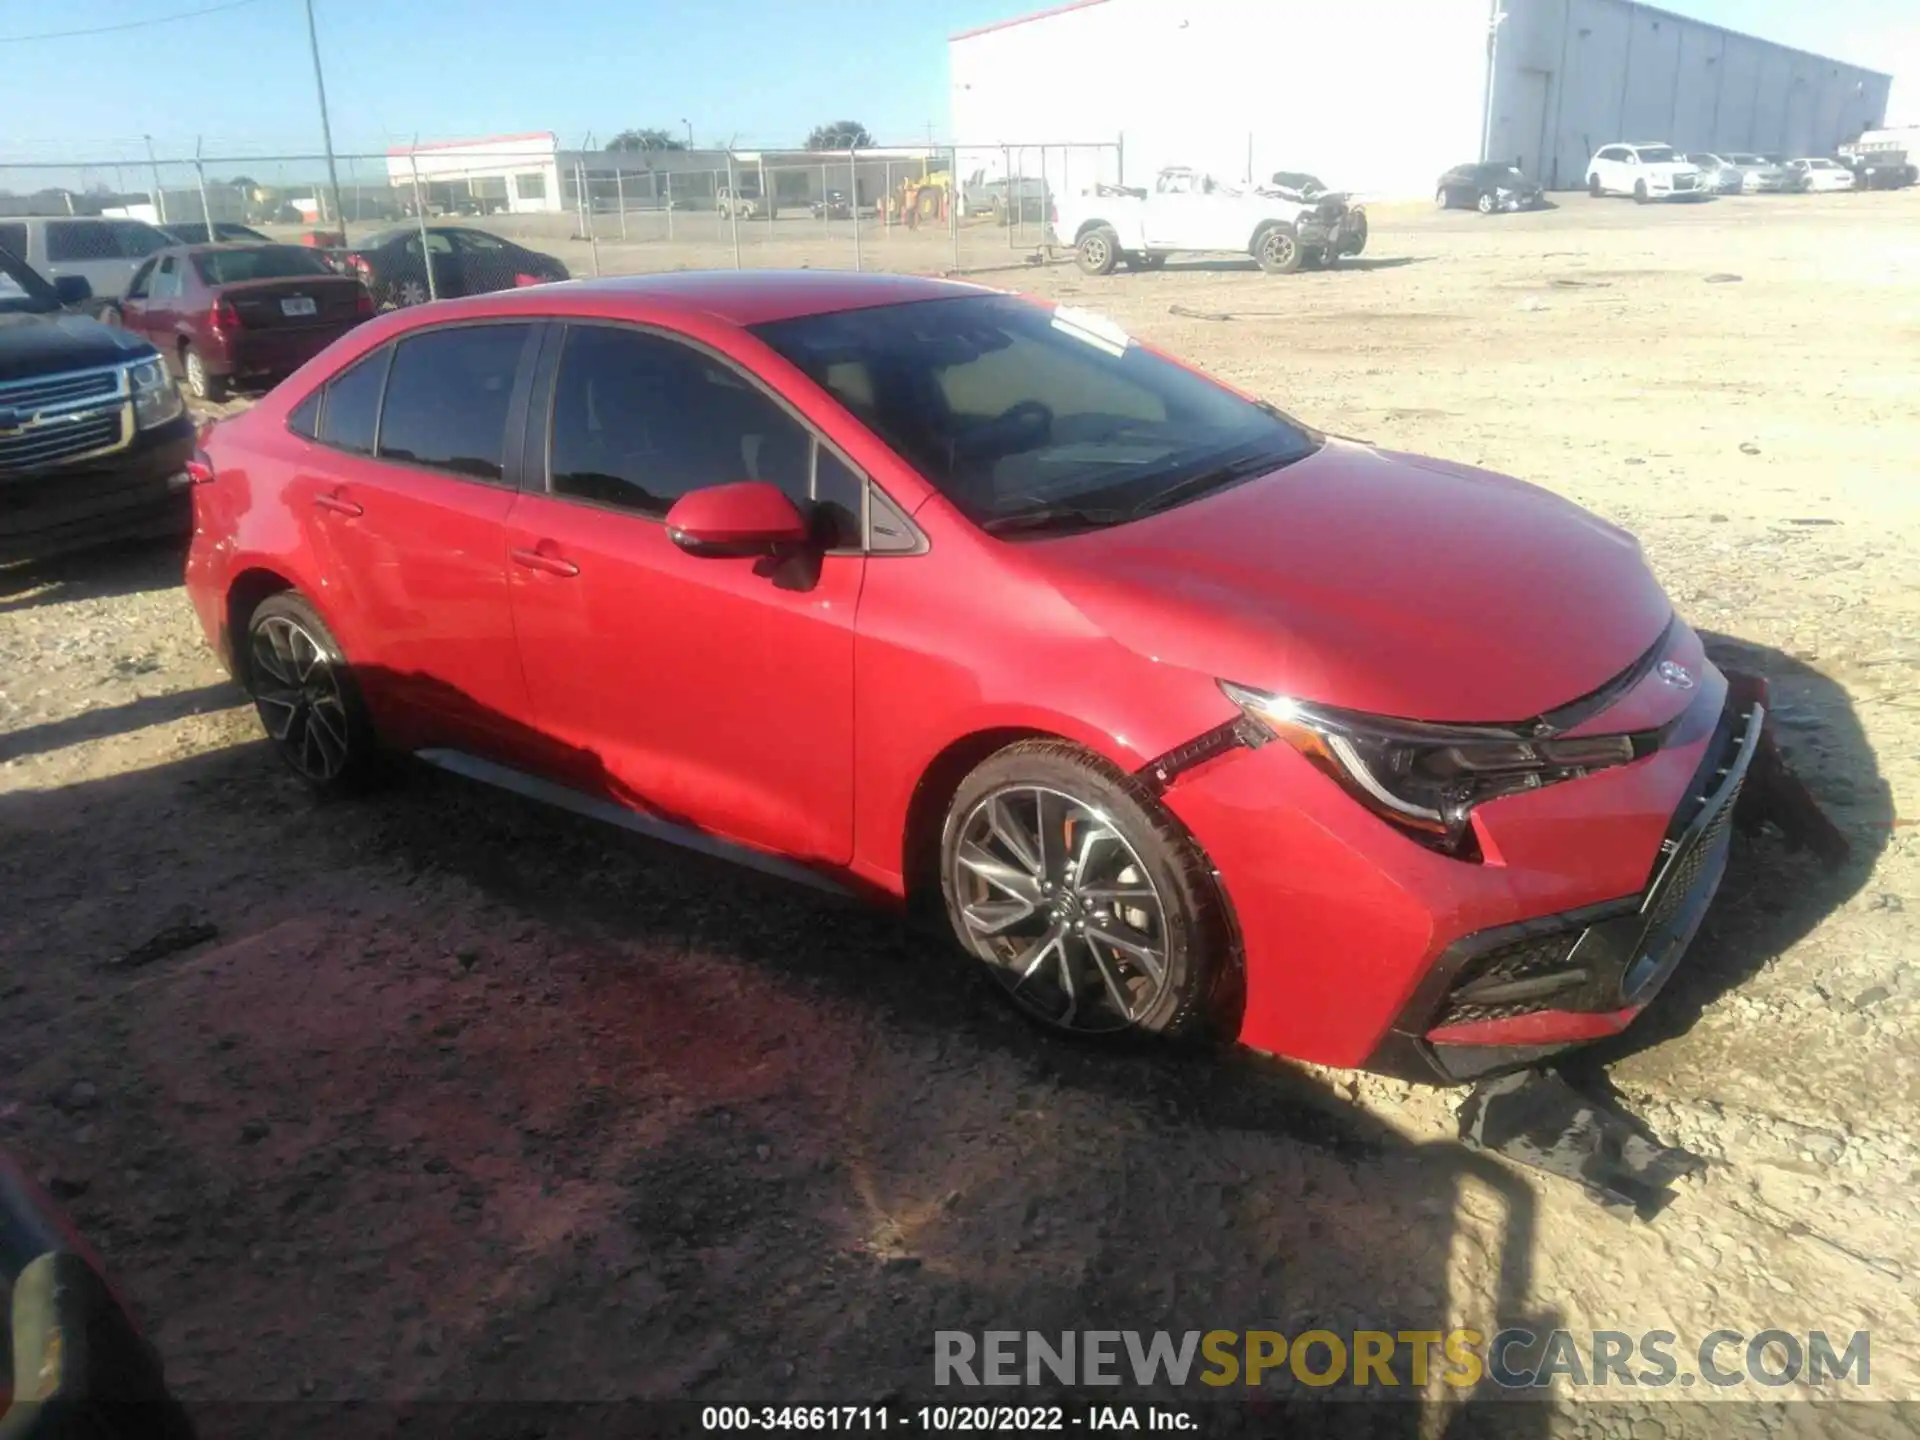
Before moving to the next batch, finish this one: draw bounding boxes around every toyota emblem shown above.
[1657,660,1695,690]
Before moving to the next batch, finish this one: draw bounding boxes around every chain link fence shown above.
[1,141,1122,298]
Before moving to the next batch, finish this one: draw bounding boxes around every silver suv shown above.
[0,215,176,306]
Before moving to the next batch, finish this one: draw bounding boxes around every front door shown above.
[293,321,540,756]
[504,321,866,863]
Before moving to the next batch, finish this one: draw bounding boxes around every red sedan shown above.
[121,243,372,401]
[183,272,1763,1082]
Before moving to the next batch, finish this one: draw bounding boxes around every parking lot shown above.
[3,189,1918,1423]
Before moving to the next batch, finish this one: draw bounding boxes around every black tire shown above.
[181,344,226,403]
[1436,186,1452,209]
[242,592,382,795]
[939,739,1232,1040]
[1075,225,1120,276]
[1476,191,1496,214]
[1588,173,1603,197]
[1253,222,1303,274]
[1633,179,1650,204]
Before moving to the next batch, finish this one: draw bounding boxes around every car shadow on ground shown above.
[1569,631,1891,1071]
[1,623,1879,1431]
[0,671,1579,1434]
[1145,255,1428,275]
[0,536,189,614]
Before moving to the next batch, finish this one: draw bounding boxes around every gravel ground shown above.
[2,190,1917,1431]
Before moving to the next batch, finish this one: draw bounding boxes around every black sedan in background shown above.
[1436,162,1547,212]
[333,226,569,309]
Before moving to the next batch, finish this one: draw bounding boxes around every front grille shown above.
[1641,746,1745,940]
[0,367,120,414]
[0,410,126,472]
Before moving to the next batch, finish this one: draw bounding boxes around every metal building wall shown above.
[1488,0,1893,189]
[949,0,1490,200]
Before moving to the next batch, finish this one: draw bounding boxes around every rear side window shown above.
[317,346,390,455]
[114,222,172,258]
[0,223,24,260]
[46,221,118,262]
[376,324,530,481]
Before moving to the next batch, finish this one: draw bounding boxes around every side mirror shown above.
[53,275,93,306]
[665,482,811,559]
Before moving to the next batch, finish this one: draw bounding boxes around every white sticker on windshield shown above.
[1050,305,1131,357]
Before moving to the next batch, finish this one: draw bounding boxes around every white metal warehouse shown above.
[949,0,1894,197]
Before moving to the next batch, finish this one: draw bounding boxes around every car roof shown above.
[401,269,991,328]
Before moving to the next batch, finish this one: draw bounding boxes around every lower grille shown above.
[1435,929,1586,1028]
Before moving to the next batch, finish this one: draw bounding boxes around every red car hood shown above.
[1032,439,1673,723]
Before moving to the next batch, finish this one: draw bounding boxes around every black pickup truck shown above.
[0,243,195,565]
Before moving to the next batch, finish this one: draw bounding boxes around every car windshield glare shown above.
[752,294,1320,535]
[191,246,336,285]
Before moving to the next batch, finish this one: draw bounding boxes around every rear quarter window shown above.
[317,346,391,456]
[45,221,119,263]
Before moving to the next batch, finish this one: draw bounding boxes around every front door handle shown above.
[313,491,363,517]
[510,546,580,578]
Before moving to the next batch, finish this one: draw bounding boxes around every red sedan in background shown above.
[183,272,1763,1082]
[120,243,372,401]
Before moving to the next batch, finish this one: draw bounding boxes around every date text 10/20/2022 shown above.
[701,1407,1197,1431]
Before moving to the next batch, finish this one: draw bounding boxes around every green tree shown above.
[608,128,686,153]
[806,121,873,151]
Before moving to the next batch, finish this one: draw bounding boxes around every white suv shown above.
[1586,143,1706,202]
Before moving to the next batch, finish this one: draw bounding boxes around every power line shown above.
[0,0,268,44]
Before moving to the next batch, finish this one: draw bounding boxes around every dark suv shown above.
[0,242,195,563]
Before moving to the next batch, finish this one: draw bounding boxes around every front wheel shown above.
[939,740,1230,1039]
[1588,173,1604,197]
[1075,225,1120,276]
[1633,180,1650,204]
[1476,191,1497,214]
[1436,186,1452,209]
[243,593,382,795]
[1254,223,1303,274]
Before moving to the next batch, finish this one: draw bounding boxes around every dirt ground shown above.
[3,190,1918,1432]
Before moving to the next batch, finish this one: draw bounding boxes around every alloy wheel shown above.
[1080,234,1110,270]
[184,348,209,398]
[249,615,352,784]
[949,784,1172,1033]
[396,279,429,306]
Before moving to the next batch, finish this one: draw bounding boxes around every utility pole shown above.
[682,118,693,148]
[304,0,347,240]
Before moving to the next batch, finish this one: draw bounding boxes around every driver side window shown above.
[547,323,862,547]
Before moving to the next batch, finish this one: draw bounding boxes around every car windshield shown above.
[1636,146,1679,163]
[752,294,1320,535]
[191,246,336,285]
[0,244,61,316]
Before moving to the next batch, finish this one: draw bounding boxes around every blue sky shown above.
[0,0,1912,171]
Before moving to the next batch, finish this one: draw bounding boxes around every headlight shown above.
[128,356,184,429]
[1219,680,1650,857]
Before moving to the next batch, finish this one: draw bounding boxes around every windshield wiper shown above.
[979,504,1130,536]
[1128,451,1289,520]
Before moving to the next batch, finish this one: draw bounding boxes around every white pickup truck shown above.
[1050,166,1368,276]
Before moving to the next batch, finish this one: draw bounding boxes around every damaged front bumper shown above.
[1365,674,1766,1082]
[1298,202,1369,257]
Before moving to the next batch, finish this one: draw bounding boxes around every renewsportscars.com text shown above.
[935,1329,1870,1391]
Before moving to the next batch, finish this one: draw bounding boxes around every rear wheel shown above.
[939,740,1230,1039]
[392,277,429,307]
[1254,223,1302,274]
[242,593,381,795]
[1075,225,1120,276]
[1436,186,1452,209]
[182,345,225,402]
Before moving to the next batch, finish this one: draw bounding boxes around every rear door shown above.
[446,230,518,294]
[118,259,161,344]
[293,321,542,756]
[140,255,188,364]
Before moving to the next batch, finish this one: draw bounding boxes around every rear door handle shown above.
[313,492,363,517]
[510,546,580,578]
